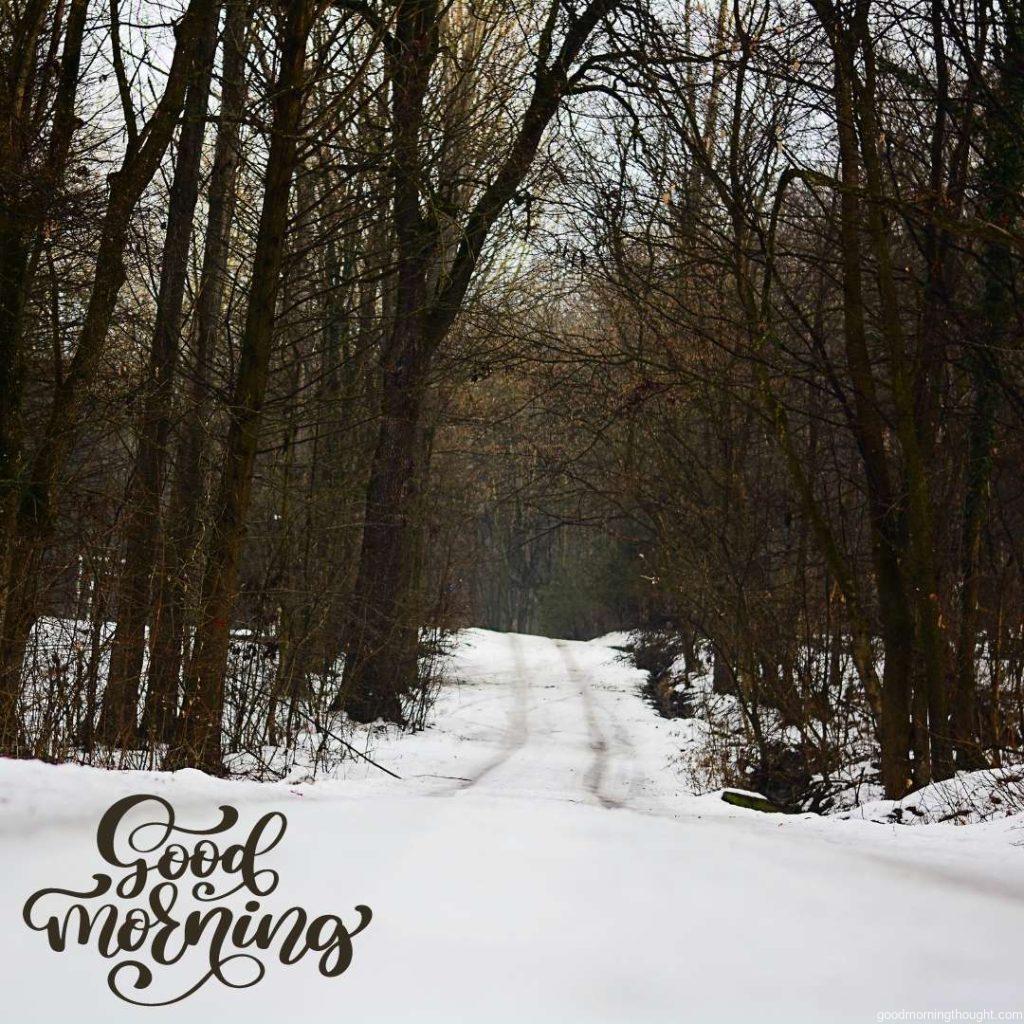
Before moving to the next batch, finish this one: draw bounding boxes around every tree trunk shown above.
[100,0,221,748]
[338,0,439,722]
[850,2,951,782]
[147,0,252,741]
[0,0,90,750]
[170,0,314,773]
[816,2,914,796]
[953,3,1023,767]
[342,356,428,723]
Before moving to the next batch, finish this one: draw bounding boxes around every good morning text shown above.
[22,794,372,1006]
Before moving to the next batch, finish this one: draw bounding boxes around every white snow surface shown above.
[2,628,1023,1022]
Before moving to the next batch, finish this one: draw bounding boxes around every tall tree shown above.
[145,0,254,741]
[170,0,318,772]
[98,0,223,747]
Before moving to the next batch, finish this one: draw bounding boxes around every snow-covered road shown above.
[431,634,643,807]
[2,630,1023,1022]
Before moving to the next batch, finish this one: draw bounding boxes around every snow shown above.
[2,628,1023,1022]
[844,765,1024,827]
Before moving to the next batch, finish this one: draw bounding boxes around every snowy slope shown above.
[2,629,1023,1022]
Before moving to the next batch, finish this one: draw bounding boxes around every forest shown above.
[2,0,1023,807]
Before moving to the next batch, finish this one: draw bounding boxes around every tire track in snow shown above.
[453,632,530,792]
[554,639,630,810]
[590,676,643,810]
